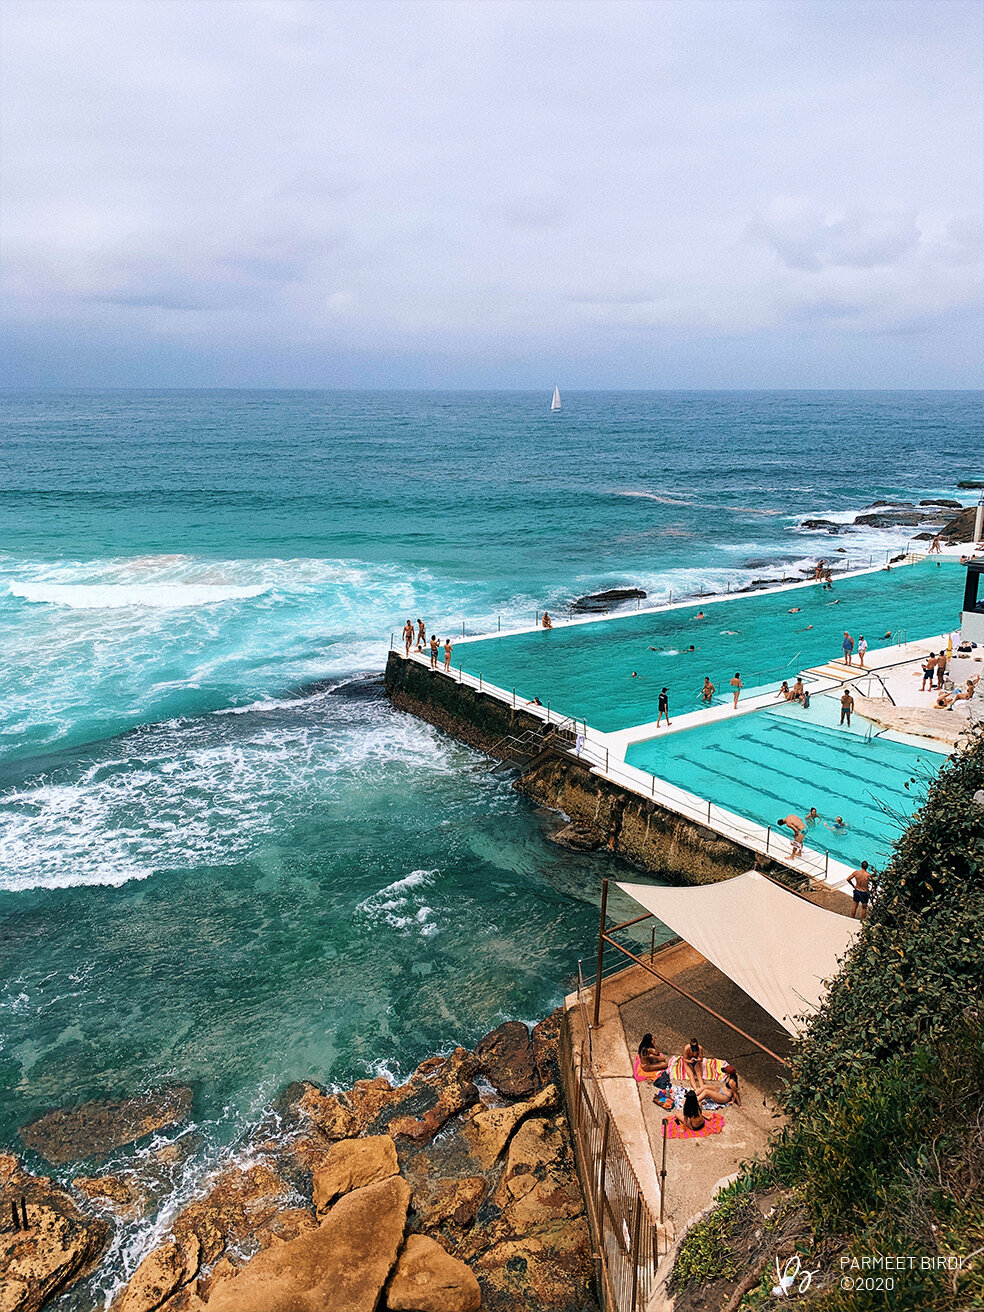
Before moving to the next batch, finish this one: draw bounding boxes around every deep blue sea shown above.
[1,389,981,1296]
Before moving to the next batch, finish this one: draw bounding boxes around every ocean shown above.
[1,388,981,1295]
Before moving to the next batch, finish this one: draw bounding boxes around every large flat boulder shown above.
[115,1235,201,1312]
[205,1174,412,1312]
[469,1220,596,1312]
[474,1023,535,1100]
[463,1085,559,1167]
[312,1135,399,1214]
[386,1234,480,1312]
[19,1087,193,1165]
[0,1152,109,1312]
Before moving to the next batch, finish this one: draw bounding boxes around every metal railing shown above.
[560,1006,661,1312]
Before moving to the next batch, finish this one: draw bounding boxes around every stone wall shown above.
[385,652,760,886]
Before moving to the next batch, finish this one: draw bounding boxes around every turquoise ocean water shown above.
[1,389,981,1296]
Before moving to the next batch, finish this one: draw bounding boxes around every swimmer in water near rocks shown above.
[788,607,801,613]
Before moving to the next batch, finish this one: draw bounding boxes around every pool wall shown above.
[386,651,767,886]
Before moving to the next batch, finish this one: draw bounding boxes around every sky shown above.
[1,0,982,389]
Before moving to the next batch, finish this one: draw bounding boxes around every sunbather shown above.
[695,1064,741,1106]
[670,1089,706,1132]
[634,1034,670,1085]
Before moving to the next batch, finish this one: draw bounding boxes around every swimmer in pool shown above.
[788,607,801,613]
[701,677,715,702]
[825,816,849,832]
[693,611,705,620]
[722,630,739,636]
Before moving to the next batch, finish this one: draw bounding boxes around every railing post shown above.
[462,621,465,637]
[547,702,551,723]
[825,850,829,877]
[512,687,516,708]
[593,878,609,1028]
[630,1193,643,1310]
[596,1108,611,1237]
[659,1117,668,1227]
[498,615,501,631]
[605,747,609,772]
[479,674,483,692]
[766,825,770,852]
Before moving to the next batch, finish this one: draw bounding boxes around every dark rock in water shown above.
[942,506,980,544]
[19,1087,194,1166]
[957,479,984,489]
[799,519,840,532]
[913,532,934,541]
[475,1023,536,1100]
[572,586,646,613]
[326,674,385,700]
[549,819,603,851]
[531,1009,563,1090]
[920,498,962,509]
[741,557,787,570]
[854,510,928,527]
[867,499,914,508]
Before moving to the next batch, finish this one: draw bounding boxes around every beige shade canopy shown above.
[616,872,860,1035]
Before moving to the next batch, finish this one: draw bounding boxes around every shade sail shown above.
[616,873,860,1035]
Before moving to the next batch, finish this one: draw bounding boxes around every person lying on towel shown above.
[634,1034,670,1087]
[694,1064,741,1106]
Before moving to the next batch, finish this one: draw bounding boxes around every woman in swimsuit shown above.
[634,1034,669,1086]
[695,1064,740,1106]
[683,1038,704,1086]
[670,1089,706,1132]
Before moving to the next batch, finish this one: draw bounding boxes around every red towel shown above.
[663,1112,725,1139]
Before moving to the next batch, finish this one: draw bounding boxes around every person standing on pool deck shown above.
[858,634,868,667]
[403,619,414,657]
[778,814,806,857]
[656,687,671,726]
[701,677,715,703]
[936,651,948,689]
[922,653,937,691]
[848,862,871,919]
[429,635,439,669]
[443,638,453,671]
[840,689,855,726]
[416,618,426,651]
[730,673,742,709]
[842,631,854,665]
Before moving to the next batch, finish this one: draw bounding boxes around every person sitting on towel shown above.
[695,1064,741,1107]
[683,1037,705,1086]
[671,1089,706,1132]
[635,1034,670,1086]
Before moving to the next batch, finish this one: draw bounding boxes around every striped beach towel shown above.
[663,1112,725,1140]
[668,1055,728,1084]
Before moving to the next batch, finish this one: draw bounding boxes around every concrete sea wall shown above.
[385,652,760,886]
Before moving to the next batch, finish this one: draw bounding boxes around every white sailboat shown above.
[551,386,561,412]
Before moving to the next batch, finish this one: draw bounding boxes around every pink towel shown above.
[664,1112,725,1139]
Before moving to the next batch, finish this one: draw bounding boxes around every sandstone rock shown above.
[312,1134,399,1213]
[171,1161,293,1264]
[72,1172,149,1221]
[19,1087,193,1165]
[410,1176,487,1233]
[205,1175,412,1312]
[294,1076,403,1142]
[474,1023,535,1100]
[115,1235,201,1312]
[386,1049,481,1144]
[464,1085,559,1167]
[386,1234,481,1312]
[254,1206,317,1248]
[469,1219,595,1312]
[0,1154,109,1312]
[942,506,980,543]
[531,1009,562,1090]
[491,1117,584,1229]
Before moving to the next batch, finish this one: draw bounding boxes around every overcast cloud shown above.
[1,0,982,388]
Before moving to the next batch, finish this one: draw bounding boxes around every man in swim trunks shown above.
[848,861,871,919]
[921,654,937,691]
[416,618,426,651]
[656,687,670,726]
[840,689,854,726]
[443,638,453,671]
[936,651,947,689]
[805,806,819,826]
[791,677,805,702]
[403,619,414,656]
[842,631,854,665]
[429,635,439,669]
[541,612,553,629]
[701,677,715,703]
[778,814,806,857]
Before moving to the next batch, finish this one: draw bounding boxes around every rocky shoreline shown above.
[1,1012,598,1312]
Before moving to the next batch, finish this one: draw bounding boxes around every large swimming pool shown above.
[457,558,961,732]
[624,698,945,868]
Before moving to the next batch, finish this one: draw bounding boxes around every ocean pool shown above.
[624,700,946,868]
[456,558,962,732]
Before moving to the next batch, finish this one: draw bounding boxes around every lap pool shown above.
[457,558,961,732]
[624,699,947,868]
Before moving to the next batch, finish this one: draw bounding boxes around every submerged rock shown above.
[474,1022,536,1100]
[386,1233,481,1312]
[549,819,603,852]
[72,1172,149,1221]
[799,519,840,532]
[19,1086,193,1166]
[572,587,646,613]
[0,1152,110,1312]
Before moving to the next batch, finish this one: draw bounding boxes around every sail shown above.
[551,386,561,411]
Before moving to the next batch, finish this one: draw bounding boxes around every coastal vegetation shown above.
[671,723,984,1309]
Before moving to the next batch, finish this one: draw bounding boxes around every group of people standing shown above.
[402,618,453,672]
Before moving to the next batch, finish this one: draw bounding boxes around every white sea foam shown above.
[355,869,440,937]
[9,581,269,609]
